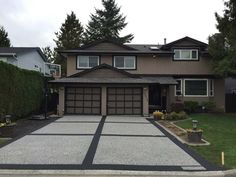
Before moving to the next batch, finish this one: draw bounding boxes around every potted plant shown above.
[186,120,203,143]
[153,110,163,120]
[186,129,203,142]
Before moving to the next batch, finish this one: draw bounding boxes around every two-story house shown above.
[51,36,225,116]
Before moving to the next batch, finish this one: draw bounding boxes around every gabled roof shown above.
[78,39,137,51]
[0,47,48,62]
[161,36,208,50]
[69,63,140,78]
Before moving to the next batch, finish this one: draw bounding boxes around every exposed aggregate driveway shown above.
[0,116,218,171]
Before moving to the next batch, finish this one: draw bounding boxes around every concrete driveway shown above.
[0,116,217,171]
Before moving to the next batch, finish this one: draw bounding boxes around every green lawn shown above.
[175,113,236,169]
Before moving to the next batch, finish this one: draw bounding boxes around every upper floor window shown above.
[77,56,99,69]
[174,49,198,60]
[113,56,136,69]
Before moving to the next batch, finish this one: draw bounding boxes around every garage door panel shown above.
[117,95,125,101]
[84,95,92,100]
[75,101,83,107]
[66,108,75,114]
[92,108,100,114]
[75,108,83,114]
[133,102,141,107]
[107,87,142,115]
[76,94,83,100]
[117,102,124,107]
[65,87,101,115]
[67,94,75,100]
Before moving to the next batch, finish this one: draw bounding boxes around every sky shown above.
[0,0,225,48]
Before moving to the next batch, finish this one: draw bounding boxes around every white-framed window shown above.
[209,79,214,96]
[174,49,198,60]
[113,56,136,69]
[175,79,182,96]
[77,56,99,69]
[184,79,208,97]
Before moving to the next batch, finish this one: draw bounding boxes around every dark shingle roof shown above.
[50,76,177,85]
[126,44,163,52]
[0,47,47,61]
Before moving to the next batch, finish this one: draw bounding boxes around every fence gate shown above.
[225,93,236,113]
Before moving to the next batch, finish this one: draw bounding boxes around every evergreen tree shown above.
[0,26,11,47]
[208,0,236,76]
[42,46,56,63]
[54,11,84,75]
[84,0,134,44]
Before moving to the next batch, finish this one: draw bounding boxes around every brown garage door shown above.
[107,87,142,115]
[65,87,101,115]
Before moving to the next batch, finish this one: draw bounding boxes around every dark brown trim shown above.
[112,55,137,71]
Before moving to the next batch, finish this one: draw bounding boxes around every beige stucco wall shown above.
[58,87,65,117]
[66,54,213,77]
[143,86,149,116]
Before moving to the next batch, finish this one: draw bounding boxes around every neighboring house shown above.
[0,47,48,74]
[50,36,225,116]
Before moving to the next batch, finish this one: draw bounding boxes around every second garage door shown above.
[107,87,142,115]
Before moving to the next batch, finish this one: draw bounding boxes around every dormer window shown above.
[174,49,198,60]
[77,56,99,69]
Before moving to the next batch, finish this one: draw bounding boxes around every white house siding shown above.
[17,51,46,74]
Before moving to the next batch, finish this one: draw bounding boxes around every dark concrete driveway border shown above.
[0,116,222,171]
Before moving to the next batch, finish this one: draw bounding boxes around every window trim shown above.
[173,49,199,61]
[209,79,214,97]
[175,79,183,96]
[183,79,209,97]
[113,55,137,70]
[76,55,100,69]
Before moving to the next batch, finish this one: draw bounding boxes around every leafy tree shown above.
[208,0,236,76]
[84,0,134,44]
[54,11,84,75]
[42,46,56,63]
[0,26,11,47]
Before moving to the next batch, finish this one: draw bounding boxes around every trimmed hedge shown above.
[0,61,44,118]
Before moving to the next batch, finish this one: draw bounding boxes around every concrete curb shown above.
[0,169,235,177]
[0,170,229,177]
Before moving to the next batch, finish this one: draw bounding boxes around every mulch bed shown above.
[158,120,208,145]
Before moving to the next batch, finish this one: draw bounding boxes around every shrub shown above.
[170,102,184,113]
[178,111,188,119]
[184,101,199,113]
[170,112,179,120]
[0,61,44,118]
[201,101,216,112]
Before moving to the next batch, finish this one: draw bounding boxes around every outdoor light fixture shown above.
[192,120,198,130]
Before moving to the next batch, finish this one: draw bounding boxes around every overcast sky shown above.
[0,0,225,48]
